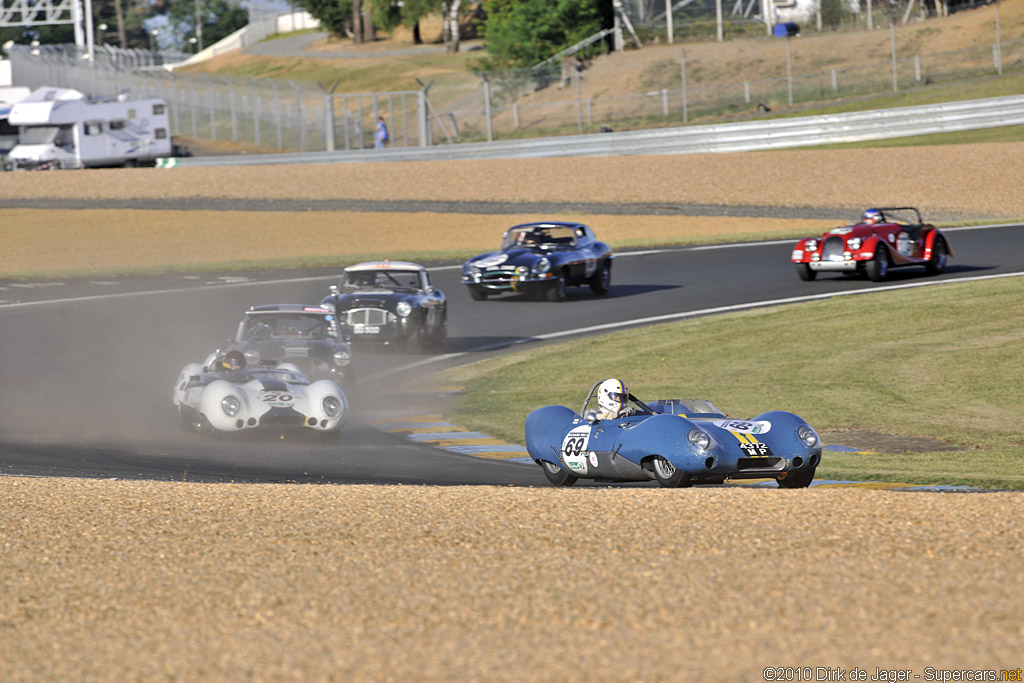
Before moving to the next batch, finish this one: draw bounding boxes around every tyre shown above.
[540,460,577,487]
[468,287,488,301]
[589,261,611,295]
[925,237,948,275]
[651,456,691,488]
[319,430,341,445]
[865,245,891,282]
[776,468,815,489]
[178,406,196,432]
[796,263,817,281]
[546,270,568,302]
[429,321,447,354]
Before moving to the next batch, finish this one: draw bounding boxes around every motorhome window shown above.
[0,119,16,136]
[85,122,103,135]
[153,104,165,115]
[110,120,125,130]
[20,126,62,145]
[155,128,167,139]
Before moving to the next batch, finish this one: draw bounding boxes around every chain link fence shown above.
[4,27,1021,152]
[6,44,428,152]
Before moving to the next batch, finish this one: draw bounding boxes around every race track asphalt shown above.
[1,222,1021,484]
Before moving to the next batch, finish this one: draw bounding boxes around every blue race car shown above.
[525,381,822,488]
[461,221,613,301]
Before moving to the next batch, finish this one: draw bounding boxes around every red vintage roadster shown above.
[791,207,952,282]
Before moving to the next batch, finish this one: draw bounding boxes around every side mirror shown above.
[329,285,339,296]
[584,410,598,424]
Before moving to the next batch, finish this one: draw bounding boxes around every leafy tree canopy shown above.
[164,0,248,51]
[475,0,607,70]
[293,0,353,38]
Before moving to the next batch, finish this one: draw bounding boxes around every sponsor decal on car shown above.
[262,391,296,408]
[829,227,853,235]
[792,250,803,260]
[715,419,771,435]
[560,424,592,475]
[302,307,329,313]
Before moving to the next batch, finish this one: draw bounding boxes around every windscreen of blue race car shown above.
[502,226,579,250]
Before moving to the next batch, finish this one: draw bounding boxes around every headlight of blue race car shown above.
[797,424,820,447]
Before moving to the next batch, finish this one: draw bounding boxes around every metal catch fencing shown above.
[6,45,429,152]
[5,28,1022,151]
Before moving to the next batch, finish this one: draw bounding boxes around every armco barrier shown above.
[161,94,1024,167]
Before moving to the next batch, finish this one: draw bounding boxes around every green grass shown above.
[439,276,1024,489]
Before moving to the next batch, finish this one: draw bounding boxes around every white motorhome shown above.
[7,87,172,169]
[0,85,31,160]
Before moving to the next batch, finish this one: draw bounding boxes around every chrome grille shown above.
[821,236,845,261]
[481,271,516,288]
[345,308,394,326]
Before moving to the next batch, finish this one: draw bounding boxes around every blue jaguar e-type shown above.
[525,381,822,488]
[461,221,613,301]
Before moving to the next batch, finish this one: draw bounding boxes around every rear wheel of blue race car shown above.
[652,456,691,488]
[540,460,577,487]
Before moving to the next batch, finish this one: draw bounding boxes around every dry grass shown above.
[1,208,821,277]
[4,145,1022,214]
[3,142,1022,276]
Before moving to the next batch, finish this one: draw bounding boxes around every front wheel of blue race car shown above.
[651,456,691,488]
[589,261,611,295]
[540,460,577,487]
[776,468,816,488]
[546,270,568,302]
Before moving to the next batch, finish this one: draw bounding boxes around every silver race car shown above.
[173,355,349,444]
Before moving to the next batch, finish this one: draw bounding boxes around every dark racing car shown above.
[217,305,355,387]
[791,207,952,282]
[320,260,447,353]
[461,221,613,301]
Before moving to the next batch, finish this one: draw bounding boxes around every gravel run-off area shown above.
[2,144,1023,679]
[2,478,1022,681]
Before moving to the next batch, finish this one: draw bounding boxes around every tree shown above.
[441,0,461,53]
[476,0,606,70]
[164,0,247,52]
[293,0,353,39]
[368,0,430,44]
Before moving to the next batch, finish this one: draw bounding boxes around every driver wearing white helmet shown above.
[594,378,633,420]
